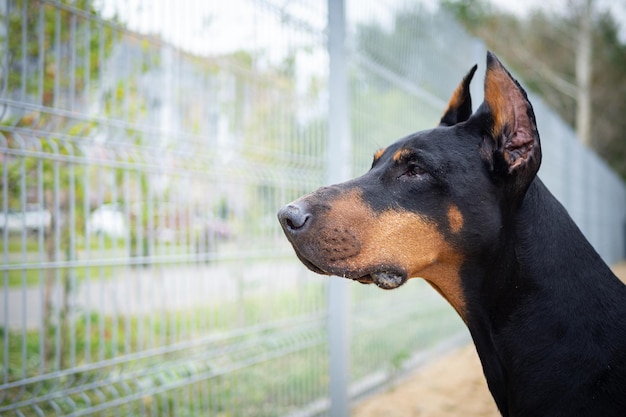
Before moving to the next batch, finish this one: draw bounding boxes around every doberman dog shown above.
[277,52,626,416]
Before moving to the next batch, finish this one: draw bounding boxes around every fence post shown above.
[327,0,351,415]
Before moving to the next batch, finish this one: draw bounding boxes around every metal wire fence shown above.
[1,1,624,416]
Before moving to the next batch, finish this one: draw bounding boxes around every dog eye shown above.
[401,164,428,179]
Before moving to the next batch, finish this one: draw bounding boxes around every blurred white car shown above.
[0,204,51,233]
[88,204,127,238]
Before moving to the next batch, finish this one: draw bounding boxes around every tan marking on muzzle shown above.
[312,190,467,317]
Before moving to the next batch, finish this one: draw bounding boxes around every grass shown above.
[0,276,461,417]
[350,290,465,382]
[0,281,331,416]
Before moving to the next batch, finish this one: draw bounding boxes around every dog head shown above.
[277,52,541,316]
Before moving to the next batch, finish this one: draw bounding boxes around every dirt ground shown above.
[353,263,626,417]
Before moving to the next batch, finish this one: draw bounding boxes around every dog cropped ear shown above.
[439,64,478,126]
[480,52,541,188]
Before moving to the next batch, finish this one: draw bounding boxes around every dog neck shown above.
[456,178,625,416]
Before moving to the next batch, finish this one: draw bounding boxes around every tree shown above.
[443,0,626,179]
[1,0,116,368]
[575,0,593,146]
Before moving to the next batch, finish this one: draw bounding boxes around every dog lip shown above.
[289,245,407,288]
[355,275,375,284]
[298,257,406,289]
[294,252,328,275]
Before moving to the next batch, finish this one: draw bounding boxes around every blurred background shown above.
[1,0,625,416]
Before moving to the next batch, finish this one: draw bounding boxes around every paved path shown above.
[1,261,307,330]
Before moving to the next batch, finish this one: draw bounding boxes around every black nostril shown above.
[278,204,311,232]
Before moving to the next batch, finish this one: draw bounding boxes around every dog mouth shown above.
[344,270,408,290]
[295,253,407,290]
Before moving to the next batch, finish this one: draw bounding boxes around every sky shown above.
[97,0,626,55]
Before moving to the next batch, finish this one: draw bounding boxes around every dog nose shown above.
[277,203,311,233]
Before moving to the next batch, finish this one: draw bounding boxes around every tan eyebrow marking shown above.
[373,148,386,161]
[393,148,413,162]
